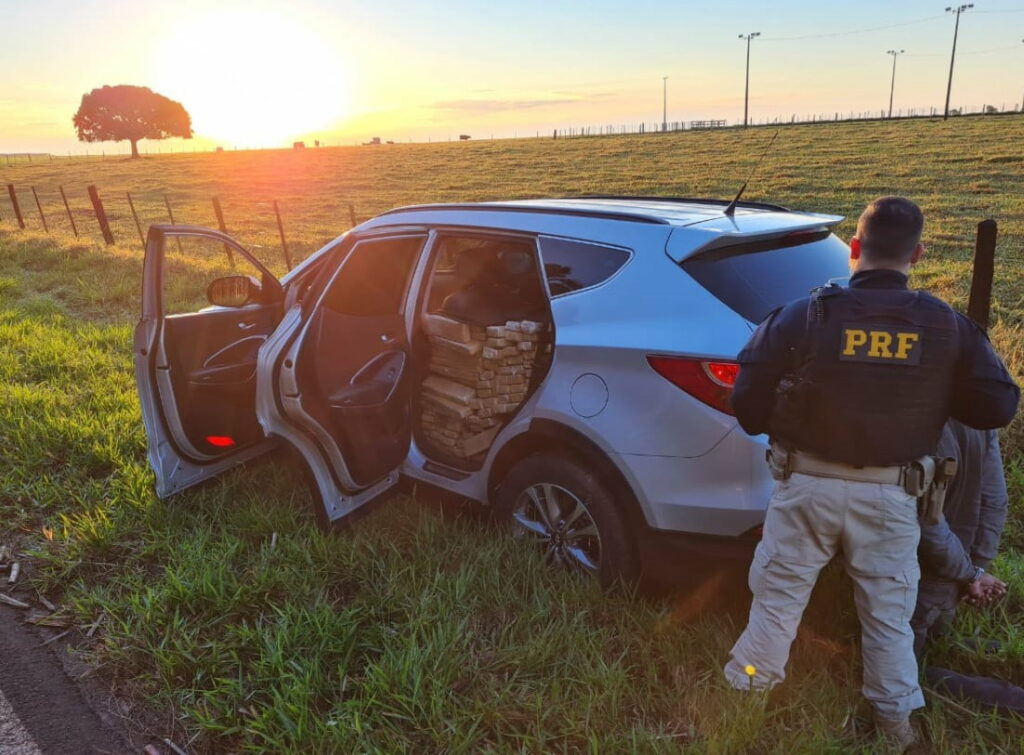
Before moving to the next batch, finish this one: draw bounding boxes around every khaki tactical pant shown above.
[724,472,924,720]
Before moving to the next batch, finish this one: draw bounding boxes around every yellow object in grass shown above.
[744,664,756,677]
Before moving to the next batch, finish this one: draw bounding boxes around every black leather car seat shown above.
[440,244,546,325]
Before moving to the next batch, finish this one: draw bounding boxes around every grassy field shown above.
[2,115,1023,752]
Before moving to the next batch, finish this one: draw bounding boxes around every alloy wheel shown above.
[510,483,602,575]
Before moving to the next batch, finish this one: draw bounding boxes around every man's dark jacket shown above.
[919,420,1007,582]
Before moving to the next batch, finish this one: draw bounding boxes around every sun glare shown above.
[152,7,350,147]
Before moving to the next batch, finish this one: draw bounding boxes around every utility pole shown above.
[662,76,668,132]
[739,32,761,127]
[944,4,973,120]
[887,49,905,118]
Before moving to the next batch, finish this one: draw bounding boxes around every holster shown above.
[902,456,936,498]
[916,456,958,526]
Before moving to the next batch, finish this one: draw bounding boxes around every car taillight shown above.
[647,356,738,416]
[205,435,236,448]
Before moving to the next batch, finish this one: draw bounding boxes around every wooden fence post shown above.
[348,203,357,228]
[7,184,25,229]
[87,185,115,245]
[31,187,48,232]
[967,219,998,332]
[163,194,183,253]
[211,196,235,267]
[59,186,78,237]
[126,192,145,248]
[273,200,292,271]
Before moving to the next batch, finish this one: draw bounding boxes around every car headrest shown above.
[453,245,494,281]
[498,247,534,276]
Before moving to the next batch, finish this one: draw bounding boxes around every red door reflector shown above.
[205,435,236,448]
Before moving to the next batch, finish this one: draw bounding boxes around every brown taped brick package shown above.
[420,314,549,459]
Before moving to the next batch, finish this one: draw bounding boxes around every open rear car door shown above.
[257,231,427,527]
[134,225,284,497]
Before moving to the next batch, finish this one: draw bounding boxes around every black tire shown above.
[493,452,640,588]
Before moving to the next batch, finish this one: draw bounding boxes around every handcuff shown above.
[967,565,985,585]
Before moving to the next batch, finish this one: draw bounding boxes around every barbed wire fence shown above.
[0,180,361,274]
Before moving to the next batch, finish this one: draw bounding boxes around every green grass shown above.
[2,116,1024,752]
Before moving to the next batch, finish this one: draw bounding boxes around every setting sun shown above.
[151,6,350,147]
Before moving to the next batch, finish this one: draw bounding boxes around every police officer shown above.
[722,196,1019,749]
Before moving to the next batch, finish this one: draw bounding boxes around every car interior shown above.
[413,234,553,470]
[159,227,555,486]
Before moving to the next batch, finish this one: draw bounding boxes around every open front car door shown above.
[257,232,427,527]
[134,225,284,497]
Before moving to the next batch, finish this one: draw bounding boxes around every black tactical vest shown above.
[770,284,959,466]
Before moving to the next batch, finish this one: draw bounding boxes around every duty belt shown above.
[767,443,931,489]
[766,444,955,524]
[791,452,904,485]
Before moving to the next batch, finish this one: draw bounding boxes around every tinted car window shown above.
[539,237,631,296]
[320,236,423,316]
[681,232,851,323]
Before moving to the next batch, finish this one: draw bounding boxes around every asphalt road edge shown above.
[0,605,128,754]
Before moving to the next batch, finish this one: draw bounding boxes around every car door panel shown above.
[257,233,426,524]
[135,225,283,497]
[161,305,278,452]
[307,308,409,482]
[293,269,416,488]
[330,350,407,409]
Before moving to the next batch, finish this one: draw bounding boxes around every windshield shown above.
[681,232,851,323]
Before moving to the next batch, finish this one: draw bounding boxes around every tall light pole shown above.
[739,32,761,127]
[944,4,973,120]
[662,76,669,132]
[887,49,905,119]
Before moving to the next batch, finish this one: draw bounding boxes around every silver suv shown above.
[135,197,851,584]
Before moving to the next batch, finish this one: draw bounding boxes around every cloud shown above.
[430,98,579,113]
[551,90,616,99]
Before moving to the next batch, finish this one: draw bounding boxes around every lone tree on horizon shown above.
[73,85,192,158]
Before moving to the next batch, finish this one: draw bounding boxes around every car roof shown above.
[380,196,792,227]
[373,197,844,260]
[287,197,844,285]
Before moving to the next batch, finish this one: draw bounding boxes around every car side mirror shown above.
[207,275,262,308]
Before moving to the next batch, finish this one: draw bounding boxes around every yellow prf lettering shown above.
[843,329,868,355]
[868,331,894,357]
[895,331,920,360]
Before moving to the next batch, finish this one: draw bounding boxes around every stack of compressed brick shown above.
[420,313,546,458]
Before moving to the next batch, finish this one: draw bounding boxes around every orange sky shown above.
[1,0,1022,153]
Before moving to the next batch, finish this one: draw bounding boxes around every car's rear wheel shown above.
[493,452,639,587]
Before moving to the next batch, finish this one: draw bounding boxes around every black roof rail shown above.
[570,195,792,212]
[378,203,670,225]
